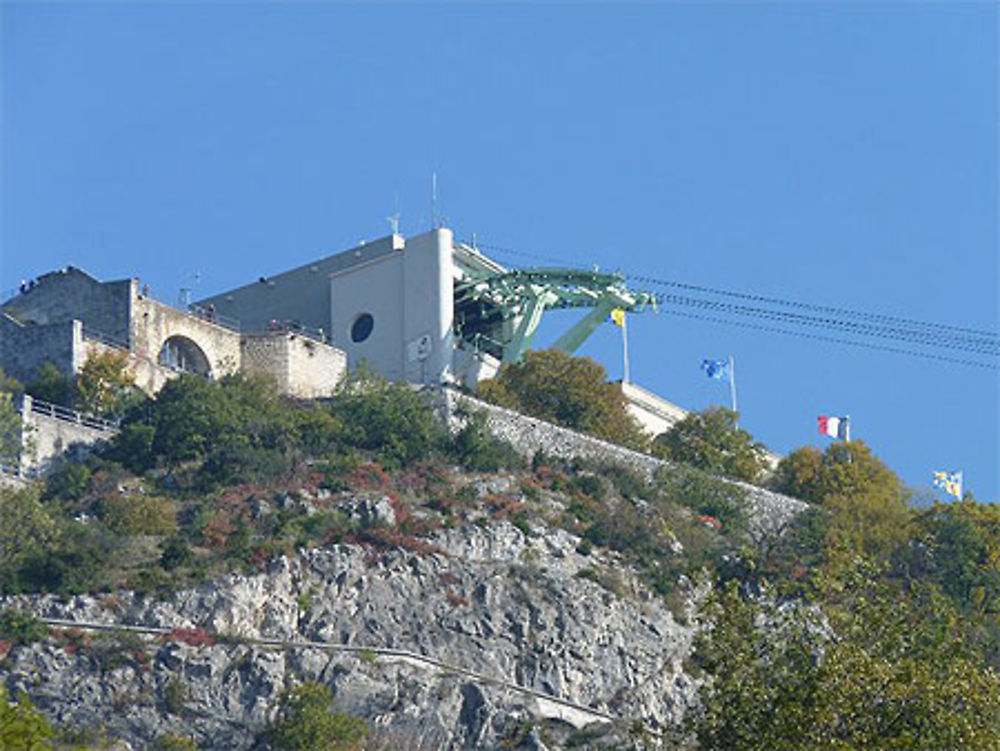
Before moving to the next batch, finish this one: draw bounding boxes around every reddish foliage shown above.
[0,640,12,659]
[55,628,90,655]
[698,515,723,531]
[202,511,235,548]
[249,546,272,570]
[346,463,392,492]
[166,627,216,647]
[446,591,469,607]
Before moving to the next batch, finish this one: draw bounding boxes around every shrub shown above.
[329,368,444,469]
[447,408,522,472]
[477,349,649,451]
[0,687,54,748]
[264,681,368,751]
[653,407,769,484]
[0,608,49,644]
[98,492,177,536]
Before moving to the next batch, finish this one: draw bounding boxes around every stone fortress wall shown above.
[241,331,346,399]
[438,387,806,536]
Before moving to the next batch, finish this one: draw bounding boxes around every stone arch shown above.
[158,335,212,377]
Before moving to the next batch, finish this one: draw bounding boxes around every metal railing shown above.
[24,396,120,432]
[81,327,130,351]
[185,304,242,332]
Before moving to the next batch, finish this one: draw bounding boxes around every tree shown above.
[653,407,769,483]
[771,440,909,566]
[0,487,56,574]
[264,681,368,751]
[75,349,136,417]
[476,349,649,451]
[691,574,1000,750]
[0,687,55,749]
[0,391,21,469]
[330,367,444,469]
[24,361,75,408]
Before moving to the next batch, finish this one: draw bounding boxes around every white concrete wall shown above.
[197,234,404,341]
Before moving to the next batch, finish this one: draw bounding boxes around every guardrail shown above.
[24,396,120,432]
[82,327,130,351]
[186,304,241,333]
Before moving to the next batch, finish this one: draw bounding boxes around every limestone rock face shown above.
[0,523,699,749]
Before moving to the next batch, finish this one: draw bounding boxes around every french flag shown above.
[818,415,849,440]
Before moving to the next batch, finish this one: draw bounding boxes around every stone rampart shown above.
[17,394,117,475]
[3,267,132,344]
[438,388,807,535]
[0,316,82,384]
[241,332,346,398]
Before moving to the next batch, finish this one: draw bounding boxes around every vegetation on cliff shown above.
[0,352,998,748]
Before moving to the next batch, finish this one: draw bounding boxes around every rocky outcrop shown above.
[1,523,698,749]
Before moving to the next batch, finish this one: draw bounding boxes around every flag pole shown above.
[622,312,631,384]
[728,354,738,422]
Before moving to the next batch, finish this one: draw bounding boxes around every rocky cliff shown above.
[2,520,701,750]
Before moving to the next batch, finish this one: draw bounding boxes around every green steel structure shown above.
[453,267,656,364]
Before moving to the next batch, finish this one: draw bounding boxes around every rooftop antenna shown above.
[431,172,438,228]
[386,191,400,235]
[431,172,448,229]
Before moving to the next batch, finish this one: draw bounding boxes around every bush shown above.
[329,369,444,469]
[657,465,748,534]
[264,681,368,751]
[653,407,769,484]
[477,349,649,451]
[98,493,177,536]
[0,608,49,644]
[448,409,523,472]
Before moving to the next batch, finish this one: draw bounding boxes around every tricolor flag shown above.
[933,470,963,500]
[818,415,849,441]
[608,308,626,327]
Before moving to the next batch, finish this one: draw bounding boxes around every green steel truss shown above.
[453,267,656,363]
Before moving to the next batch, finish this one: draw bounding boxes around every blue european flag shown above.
[701,358,730,380]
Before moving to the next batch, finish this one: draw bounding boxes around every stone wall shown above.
[0,316,82,384]
[3,267,132,344]
[438,388,807,535]
[129,292,242,393]
[17,394,116,476]
[241,332,346,398]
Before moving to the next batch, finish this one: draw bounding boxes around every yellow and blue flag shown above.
[933,470,963,499]
[608,308,626,327]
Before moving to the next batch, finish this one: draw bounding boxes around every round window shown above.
[350,313,374,343]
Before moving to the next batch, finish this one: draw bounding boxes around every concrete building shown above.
[198,227,507,388]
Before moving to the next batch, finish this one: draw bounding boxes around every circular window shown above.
[350,313,374,343]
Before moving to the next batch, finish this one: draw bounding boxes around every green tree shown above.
[692,574,1000,750]
[264,681,368,751]
[0,687,55,750]
[330,367,444,469]
[75,349,136,417]
[772,440,909,566]
[0,391,21,469]
[0,487,56,575]
[477,349,649,451]
[24,361,75,408]
[653,407,769,483]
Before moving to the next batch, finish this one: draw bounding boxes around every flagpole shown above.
[622,312,630,384]
[728,355,738,421]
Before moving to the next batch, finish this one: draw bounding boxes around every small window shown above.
[351,313,374,343]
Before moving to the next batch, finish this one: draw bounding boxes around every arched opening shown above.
[158,335,212,377]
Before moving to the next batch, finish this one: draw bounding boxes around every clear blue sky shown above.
[2,2,997,500]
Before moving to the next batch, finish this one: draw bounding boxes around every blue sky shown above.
[2,2,997,500]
